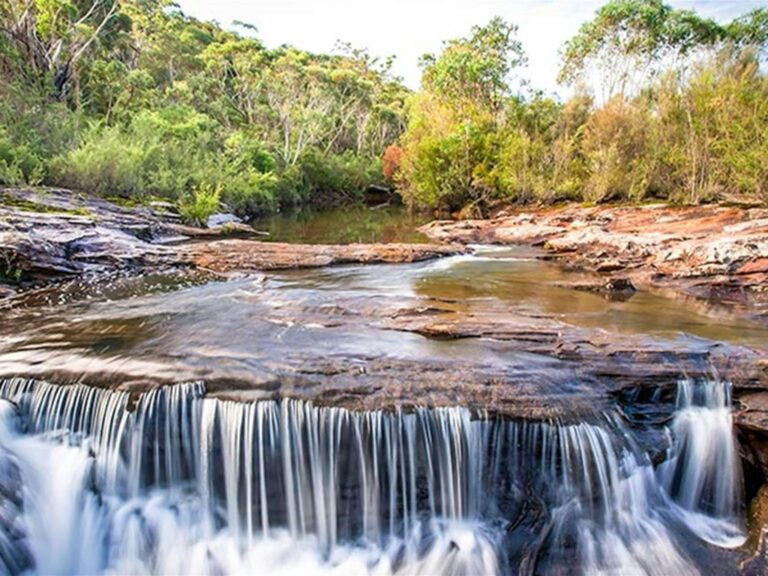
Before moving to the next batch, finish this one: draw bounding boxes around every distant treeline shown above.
[1,1,767,219]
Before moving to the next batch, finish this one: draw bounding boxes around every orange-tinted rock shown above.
[185,240,466,273]
[421,204,768,312]
[1,188,464,284]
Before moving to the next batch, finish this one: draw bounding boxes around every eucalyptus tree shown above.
[0,0,129,101]
[420,16,527,122]
[399,17,528,212]
[557,0,725,98]
[726,8,768,60]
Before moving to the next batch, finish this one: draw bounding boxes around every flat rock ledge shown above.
[0,188,463,286]
[421,204,768,315]
[185,240,463,273]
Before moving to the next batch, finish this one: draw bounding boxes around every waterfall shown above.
[658,379,746,547]
[0,377,748,575]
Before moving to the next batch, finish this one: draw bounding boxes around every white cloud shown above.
[176,0,765,98]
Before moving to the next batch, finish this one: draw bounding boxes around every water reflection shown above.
[251,204,431,244]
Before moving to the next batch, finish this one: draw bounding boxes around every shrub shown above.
[218,170,279,216]
[178,183,221,226]
[382,144,403,180]
[289,150,383,208]
[581,97,652,203]
[51,126,144,196]
[0,129,45,185]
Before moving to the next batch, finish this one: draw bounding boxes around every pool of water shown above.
[250,204,432,244]
[0,246,765,389]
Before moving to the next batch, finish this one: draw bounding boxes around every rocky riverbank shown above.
[3,189,768,495]
[422,204,768,318]
[420,204,768,488]
[0,188,462,290]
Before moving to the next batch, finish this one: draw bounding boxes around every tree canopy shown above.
[558,0,768,97]
[1,1,767,220]
[0,0,408,216]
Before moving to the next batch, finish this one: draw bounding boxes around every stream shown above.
[0,209,765,575]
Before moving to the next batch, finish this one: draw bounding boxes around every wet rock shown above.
[560,277,636,293]
[605,278,636,292]
[0,437,33,574]
[557,278,637,302]
[421,204,768,314]
[743,484,768,575]
[742,526,768,576]
[595,260,626,273]
[164,221,268,241]
[185,240,466,273]
[0,188,459,284]
[147,200,181,222]
[737,393,768,481]
[206,213,242,228]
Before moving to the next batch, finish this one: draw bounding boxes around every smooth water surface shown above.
[250,204,431,244]
[1,247,765,381]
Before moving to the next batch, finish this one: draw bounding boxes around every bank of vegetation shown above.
[1,0,767,219]
[0,0,406,217]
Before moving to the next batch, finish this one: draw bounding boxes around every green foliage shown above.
[0,0,404,219]
[397,8,768,214]
[421,17,526,116]
[178,183,221,226]
[400,17,529,213]
[1,0,767,219]
[52,114,282,215]
[0,84,80,185]
[51,126,144,195]
[0,128,45,186]
[581,97,652,202]
[557,0,763,97]
[651,54,768,204]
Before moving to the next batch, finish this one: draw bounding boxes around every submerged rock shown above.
[206,212,241,228]
[556,277,637,299]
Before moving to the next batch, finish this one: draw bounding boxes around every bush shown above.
[298,150,382,206]
[50,115,284,217]
[213,132,279,215]
[653,55,768,205]
[178,183,221,226]
[219,170,279,216]
[0,128,45,185]
[51,126,144,195]
[581,97,652,203]
[0,84,80,186]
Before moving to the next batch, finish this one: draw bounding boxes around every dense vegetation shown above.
[1,0,767,220]
[0,0,406,217]
[397,3,768,214]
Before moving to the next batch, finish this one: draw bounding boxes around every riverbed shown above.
[0,202,767,575]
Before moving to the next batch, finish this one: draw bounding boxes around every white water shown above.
[658,380,746,548]
[0,378,747,575]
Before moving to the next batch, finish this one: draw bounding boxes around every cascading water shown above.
[658,380,746,548]
[0,377,748,575]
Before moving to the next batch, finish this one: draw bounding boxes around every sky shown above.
[176,0,766,97]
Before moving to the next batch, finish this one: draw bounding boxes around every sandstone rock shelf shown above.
[421,204,768,317]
